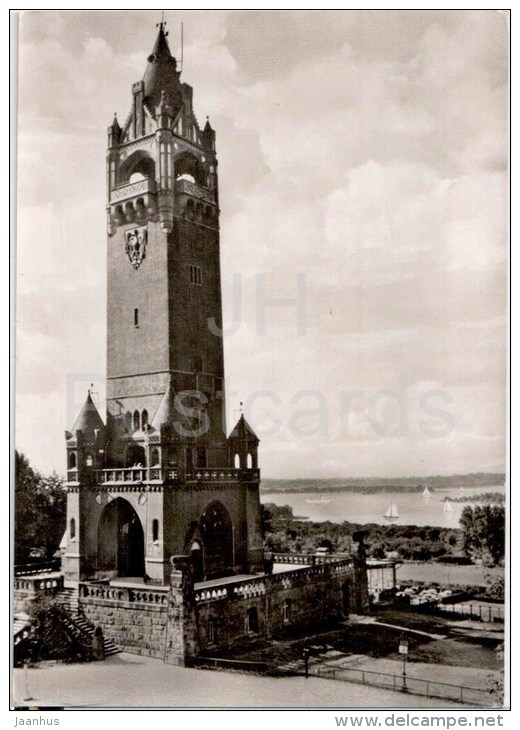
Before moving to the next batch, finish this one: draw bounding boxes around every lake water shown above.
[260,484,505,527]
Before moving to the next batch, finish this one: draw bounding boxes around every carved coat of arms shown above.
[125,227,147,269]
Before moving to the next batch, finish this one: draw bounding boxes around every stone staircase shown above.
[58,586,121,657]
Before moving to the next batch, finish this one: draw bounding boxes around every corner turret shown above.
[65,390,106,481]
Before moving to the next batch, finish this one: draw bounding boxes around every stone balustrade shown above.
[67,466,259,486]
[194,587,228,603]
[193,558,353,605]
[175,178,215,203]
[110,178,155,204]
[14,574,64,598]
[185,468,260,482]
[269,551,353,566]
[80,582,168,606]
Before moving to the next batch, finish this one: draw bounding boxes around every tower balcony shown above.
[175,178,216,205]
[109,178,156,204]
[66,466,260,486]
[107,179,157,234]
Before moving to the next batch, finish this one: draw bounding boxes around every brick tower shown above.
[63,24,263,586]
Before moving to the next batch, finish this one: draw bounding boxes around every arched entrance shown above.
[97,498,145,577]
[200,501,233,579]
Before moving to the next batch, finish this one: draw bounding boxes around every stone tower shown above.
[63,24,263,586]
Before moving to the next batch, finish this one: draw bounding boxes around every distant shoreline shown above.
[259,473,505,495]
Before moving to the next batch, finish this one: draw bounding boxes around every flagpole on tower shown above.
[179,22,184,73]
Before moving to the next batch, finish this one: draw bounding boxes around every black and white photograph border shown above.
[10,4,510,720]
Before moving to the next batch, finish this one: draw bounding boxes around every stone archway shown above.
[200,501,233,579]
[97,498,145,578]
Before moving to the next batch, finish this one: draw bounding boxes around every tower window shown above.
[134,308,139,327]
[197,447,207,468]
[68,452,77,469]
[70,518,76,540]
[152,518,159,542]
[189,265,202,286]
[133,410,140,431]
[141,409,148,430]
[85,453,93,467]
[246,607,259,634]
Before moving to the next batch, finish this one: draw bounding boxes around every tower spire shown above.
[143,20,180,110]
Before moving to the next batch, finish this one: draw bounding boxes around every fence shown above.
[314,662,492,707]
[192,655,286,676]
[15,560,61,576]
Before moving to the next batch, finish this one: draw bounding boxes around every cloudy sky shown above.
[16,10,508,478]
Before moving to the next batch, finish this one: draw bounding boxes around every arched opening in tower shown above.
[174,151,205,186]
[199,501,233,579]
[119,150,156,186]
[97,498,145,579]
[125,442,146,467]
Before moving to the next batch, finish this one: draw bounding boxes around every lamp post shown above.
[302,647,310,679]
[399,639,409,692]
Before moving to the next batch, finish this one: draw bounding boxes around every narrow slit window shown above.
[134,307,139,327]
[152,519,159,542]
[189,265,202,286]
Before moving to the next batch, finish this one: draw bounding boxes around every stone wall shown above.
[194,561,354,655]
[79,583,168,658]
[78,558,358,663]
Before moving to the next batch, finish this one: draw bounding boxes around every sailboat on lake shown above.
[384,503,400,521]
[443,497,454,513]
[422,486,431,501]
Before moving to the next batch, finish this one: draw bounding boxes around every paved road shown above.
[12,653,460,709]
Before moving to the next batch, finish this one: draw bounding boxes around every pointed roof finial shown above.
[110,112,121,132]
[156,12,168,36]
[70,389,105,439]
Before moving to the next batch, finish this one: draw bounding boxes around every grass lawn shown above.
[406,636,502,670]
[397,562,503,587]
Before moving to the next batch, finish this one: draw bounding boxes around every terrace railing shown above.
[269,552,353,566]
[314,662,493,707]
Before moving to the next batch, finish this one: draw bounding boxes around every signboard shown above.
[399,641,409,655]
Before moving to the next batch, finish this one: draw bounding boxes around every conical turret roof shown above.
[229,414,259,443]
[71,391,105,441]
[143,24,182,112]
[151,380,177,429]
[110,112,121,134]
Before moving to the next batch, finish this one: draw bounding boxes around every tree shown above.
[260,505,273,536]
[15,451,66,563]
[459,504,505,565]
